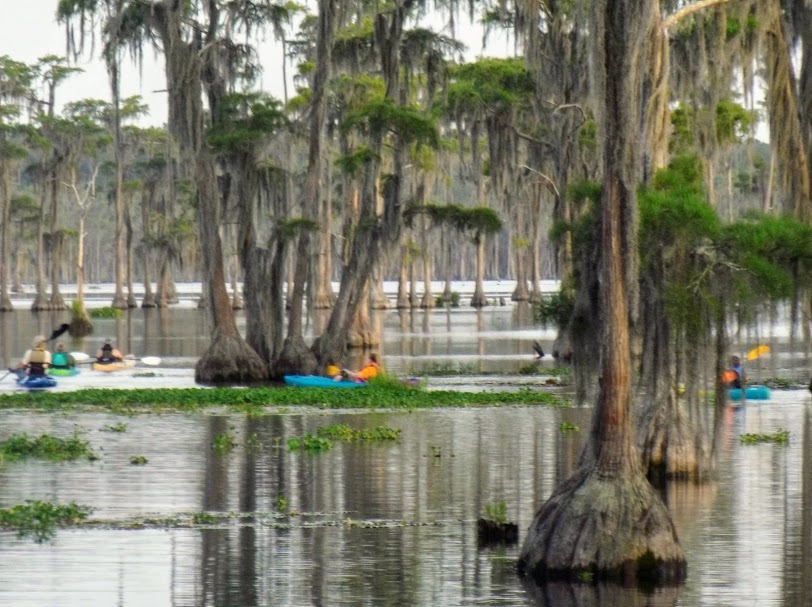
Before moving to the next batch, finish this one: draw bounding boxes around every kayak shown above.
[729,385,771,401]
[92,359,136,373]
[49,367,80,377]
[17,374,57,390]
[284,375,367,388]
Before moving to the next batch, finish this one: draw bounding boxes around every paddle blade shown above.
[745,345,770,361]
[71,352,91,363]
[49,324,70,341]
[140,356,161,366]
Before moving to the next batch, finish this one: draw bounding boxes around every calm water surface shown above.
[0,305,809,606]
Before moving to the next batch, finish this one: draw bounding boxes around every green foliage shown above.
[739,429,789,445]
[533,291,574,330]
[448,58,534,111]
[0,500,92,543]
[517,363,539,375]
[192,512,218,525]
[287,434,332,452]
[316,423,401,442]
[89,306,123,318]
[408,203,503,242]
[716,99,754,144]
[276,495,288,513]
[335,145,377,176]
[129,455,148,465]
[341,97,439,148]
[213,432,237,454]
[0,385,569,411]
[208,92,287,153]
[0,432,96,462]
[483,501,508,524]
[577,118,597,152]
[669,105,694,155]
[435,292,461,307]
[559,422,580,432]
[103,422,127,432]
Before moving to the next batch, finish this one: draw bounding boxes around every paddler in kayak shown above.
[721,355,744,389]
[95,338,124,364]
[51,343,76,371]
[339,353,380,383]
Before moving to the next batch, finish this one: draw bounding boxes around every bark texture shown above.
[519,0,686,585]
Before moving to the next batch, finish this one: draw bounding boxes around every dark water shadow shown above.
[521,576,683,607]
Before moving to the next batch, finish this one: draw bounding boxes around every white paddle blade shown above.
[140,356,162,366]
[72,352,91,363]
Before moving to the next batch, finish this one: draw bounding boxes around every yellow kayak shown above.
[92,359,136,373]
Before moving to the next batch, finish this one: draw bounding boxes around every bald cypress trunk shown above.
[519,0,685,584]
[148,0,265,382]
[277,0,336,376]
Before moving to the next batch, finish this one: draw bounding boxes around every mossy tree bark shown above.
[141,0,266,382]
[278,0,336,376]
[313,1,413,364]
[637,256,708,481]
[519,0,686,585]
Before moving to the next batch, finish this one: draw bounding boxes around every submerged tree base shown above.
[69,313,94,338]
[195,331,268,383]
[639,406,711,482]
[518,467,686,588]
[275,336,318,380]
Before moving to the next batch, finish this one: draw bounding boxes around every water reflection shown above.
[0,395,806,605]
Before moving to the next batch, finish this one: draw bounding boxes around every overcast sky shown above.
[1,2,513,128]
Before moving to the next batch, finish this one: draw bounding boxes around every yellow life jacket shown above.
[29,347,48,365]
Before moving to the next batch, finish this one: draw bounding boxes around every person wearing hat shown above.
[95,338,124,364]
[14,335,52,377]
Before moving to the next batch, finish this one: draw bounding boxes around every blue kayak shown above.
[284,375,367,388]
[729,385,771,401]
[17,374,57,390]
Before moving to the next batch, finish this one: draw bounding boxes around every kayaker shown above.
[51,343,76,370]
[722,356,744,389]
[341,353,379,383]
[95,338,124,364]
[14,335,52,377]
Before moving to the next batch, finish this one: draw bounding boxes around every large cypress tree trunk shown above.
[519,0,686,584]
[313,2,411,364]
[277,0,336,376]
[151,0,265,382]
[470,236,487,307]
[0,168,13,311]
[110,58,128,309]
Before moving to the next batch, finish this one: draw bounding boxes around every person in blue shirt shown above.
[723,356,743,389]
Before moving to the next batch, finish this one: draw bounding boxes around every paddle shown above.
[0,324,71,382]
[71,352,162,366]
[49,323,70,342]
[745,345,769,361]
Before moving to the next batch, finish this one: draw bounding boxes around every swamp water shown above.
[0,305,809,606]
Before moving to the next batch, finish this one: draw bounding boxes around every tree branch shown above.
[662,0,734,32]
[518,164,560,198]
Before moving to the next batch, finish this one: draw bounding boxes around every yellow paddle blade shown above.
[745,345,770,361]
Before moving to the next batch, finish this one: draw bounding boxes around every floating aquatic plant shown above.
[0,432,97,462]
[739,429,789,445]
[89,306,123,318]
[287,434,332,452]
[0,500,92,543]
[213,431,237,454]
[0,385,569,412]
